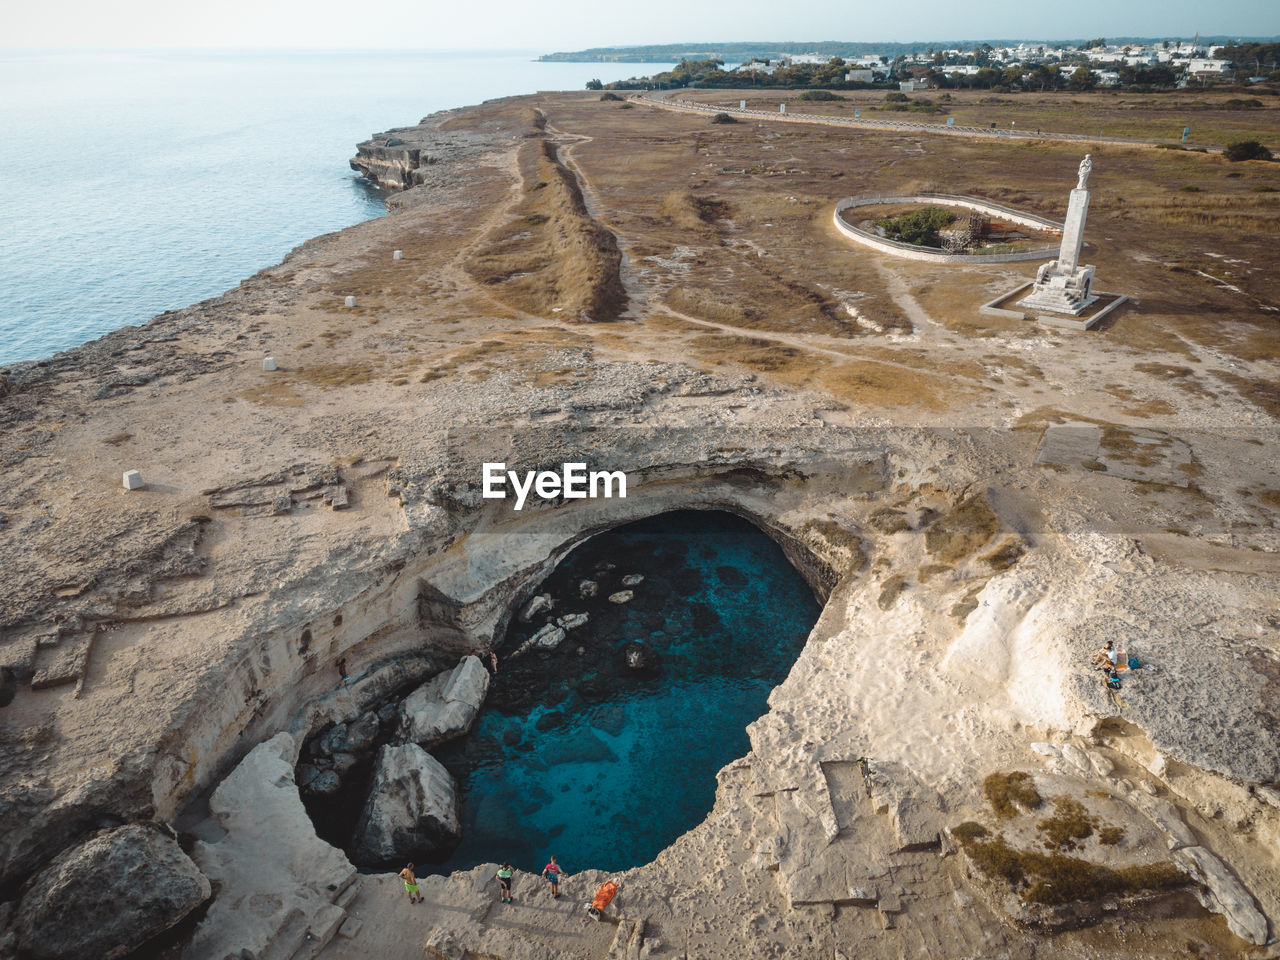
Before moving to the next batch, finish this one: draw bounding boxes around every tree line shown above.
[598,56,1276,94]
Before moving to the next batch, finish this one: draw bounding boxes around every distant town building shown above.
[1187,58,1232,77]
[845,69,875,83]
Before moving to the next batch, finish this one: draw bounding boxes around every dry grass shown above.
[867,507,911,534]
[1099,826,1125,846]
[980,537,1026,572]
[1037,796,1099,851]
[1100,427,1170,467]
[926,494,1001,563]
[1212,369,1280,420]
[465,138,626,321]
[666,286,759,325]
[957,832,1188,906]
[984,771,1043,820]
[657,191,732,231]
[821,360,982,411]
[294,361,379,388]
[800,518,868,574]
[1114,191,1280,230]
[917,562,953,583]
[878,573,910,610]
[101,432,133,446]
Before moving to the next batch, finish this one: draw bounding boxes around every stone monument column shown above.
[1017,155,1099,317]
[1057,157,1092,274]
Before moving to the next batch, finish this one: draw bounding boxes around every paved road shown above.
[636,89,1212,152]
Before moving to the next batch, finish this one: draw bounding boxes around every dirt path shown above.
[544,117,985,387]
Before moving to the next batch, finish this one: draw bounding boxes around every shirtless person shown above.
[398,863,423,904]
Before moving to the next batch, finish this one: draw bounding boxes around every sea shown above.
[0,49,674,366]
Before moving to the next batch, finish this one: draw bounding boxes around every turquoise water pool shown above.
[431,509,821,875]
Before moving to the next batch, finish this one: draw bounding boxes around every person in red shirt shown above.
[541,855,567,898]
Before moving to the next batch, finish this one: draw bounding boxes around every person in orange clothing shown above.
[585,879,620,922]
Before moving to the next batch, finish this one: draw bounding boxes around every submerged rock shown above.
[622,573,645,586]
[399,656,490,747]
[513,623,566,657]
[15,823,210,960]
[520,593,554,622]
[351,743,461,864]
[623,641,661,674]
[579,579,598,598]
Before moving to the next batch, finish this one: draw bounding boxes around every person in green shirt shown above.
[496,863,514,903]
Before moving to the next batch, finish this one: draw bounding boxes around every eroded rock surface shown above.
[13,824,208,960]
[351,743,461,864]
[0,89,1278,960]
[190,733,356,960]
[398,655,489,747]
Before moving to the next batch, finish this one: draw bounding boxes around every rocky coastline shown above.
[0,89,1277,960]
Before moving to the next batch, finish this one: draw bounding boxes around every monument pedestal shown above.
[1017,259,1098,316]
[1016,183,1098,317]
[981,155,1128,331]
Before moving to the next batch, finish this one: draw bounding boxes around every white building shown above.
[845,69,875,82]
[1187,58,1232,77]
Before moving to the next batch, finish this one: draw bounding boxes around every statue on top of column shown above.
[1076,154,1093,191]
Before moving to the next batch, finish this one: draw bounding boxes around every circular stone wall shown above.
[833,193,1064,263]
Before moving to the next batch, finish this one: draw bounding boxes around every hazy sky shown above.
[7,0,1277,50]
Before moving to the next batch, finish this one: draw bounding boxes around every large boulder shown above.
[14,823,210,960]
[351,743,461,864]
[399,656,489,747]
[189,733,356,960]
[519,593,553,622]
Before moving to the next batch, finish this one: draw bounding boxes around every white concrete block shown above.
[122,470,144,490]
[344,296,357,307]
[392,250,404,260]
[262,357,277,372]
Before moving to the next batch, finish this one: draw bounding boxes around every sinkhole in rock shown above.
[297,509,821,875]
[436,509,821,874]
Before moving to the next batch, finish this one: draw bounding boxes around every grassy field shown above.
[287,88,1279,427]
[681,88,1280,149]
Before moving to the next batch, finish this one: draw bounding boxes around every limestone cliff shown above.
[0,89,1277,960]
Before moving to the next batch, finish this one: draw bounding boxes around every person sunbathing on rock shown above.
[1091,640,1119,670]
[584,879,620,923]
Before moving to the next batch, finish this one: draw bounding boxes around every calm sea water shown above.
[432,510,821,874]
[0,50,673,366]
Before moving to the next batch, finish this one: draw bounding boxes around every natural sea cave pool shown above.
[430,509,822,874]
